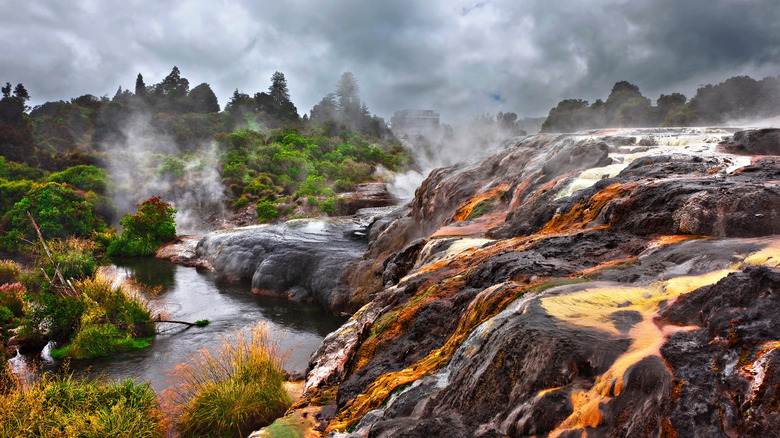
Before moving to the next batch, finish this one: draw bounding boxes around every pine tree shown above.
[268,71,290,106]
[135,73,147,97]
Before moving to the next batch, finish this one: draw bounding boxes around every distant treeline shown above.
[542,75,780,132]
[0,66,395,171]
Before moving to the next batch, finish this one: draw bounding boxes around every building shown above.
[391,110,440,137]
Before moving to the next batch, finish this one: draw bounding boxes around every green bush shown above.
[0,373,165,437]
[0,178,34,218]
[256,200,280,223]
[107,197,176,257]
[0,156,47,182]
[41,238,97,281]
[46,165,108,194]
[165,324,290,438]
[1,182,105,251]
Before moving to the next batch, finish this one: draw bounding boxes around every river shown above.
[12,257,347,394]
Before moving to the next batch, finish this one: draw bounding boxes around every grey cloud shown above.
[2,0,779,123]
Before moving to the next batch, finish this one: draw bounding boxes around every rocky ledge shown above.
[253,127,780,437]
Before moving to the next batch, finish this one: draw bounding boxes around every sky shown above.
[2,0,779,124]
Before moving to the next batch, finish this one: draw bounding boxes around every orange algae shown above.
[451,184,510,222]
[540,182,639,235]
[327,281,543,433]
[432,211,508,238]
[740,340,780,403]
[646,234,709,249]
[576,257,638,277]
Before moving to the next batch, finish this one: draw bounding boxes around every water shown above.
[24,258,347,393]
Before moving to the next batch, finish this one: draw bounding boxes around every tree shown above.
[135,73,147,97]
[268,71,290,106]
[336,72,361,117]
[310,93,338,123]
[188,83,220,113]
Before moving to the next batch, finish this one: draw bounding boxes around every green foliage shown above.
[25,273,154,357]
[46,165,108,194]
[256,200,280,223]
[0,178,34,218]
[165,324,291,438]
[0,156,46,181]
[1,182,105,251]
[107,197,176,257]
[0,373,165,437]
[216,124,406,219]
[40,238,97,281]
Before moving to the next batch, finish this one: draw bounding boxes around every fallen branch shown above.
[28,211,79,297]
[153,318,210,327]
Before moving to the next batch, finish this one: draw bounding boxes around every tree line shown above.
[541,74,780,132]
[0,67,396,171]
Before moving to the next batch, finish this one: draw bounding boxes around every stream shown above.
[11,257,347,394]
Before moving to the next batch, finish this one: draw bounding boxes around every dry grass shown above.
[163,323,292,438]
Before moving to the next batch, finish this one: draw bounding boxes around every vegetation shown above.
[0,372,165,438]
[22,263,155,359]
[107,196,177,257]
[542,74,780,132]
[164,323,291,438]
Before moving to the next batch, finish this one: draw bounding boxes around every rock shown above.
[337,183,396,216]
[720,128,780,155]
[155,235,210,269]
[195,219,368,311]
[250,128,780,437]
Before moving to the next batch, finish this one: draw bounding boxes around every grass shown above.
[163,323,292,438]
[0,368,165,438]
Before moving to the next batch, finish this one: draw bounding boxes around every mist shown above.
[101,109,228,235]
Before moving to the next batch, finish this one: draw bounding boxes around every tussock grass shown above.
[0,259,22,285]
[0,367,165,438]
[164,323,292,438]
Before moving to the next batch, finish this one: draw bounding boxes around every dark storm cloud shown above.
[2,0,779,123]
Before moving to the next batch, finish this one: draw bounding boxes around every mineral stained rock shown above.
[253,128,780,437]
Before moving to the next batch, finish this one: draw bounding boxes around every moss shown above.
[465,198,496,220]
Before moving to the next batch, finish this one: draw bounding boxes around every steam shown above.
[388,117,531,201]
[101,110,228,235]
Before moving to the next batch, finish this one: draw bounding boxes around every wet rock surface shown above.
[195,218,369,310]
[250,128,780,437]
[720,128,780,155]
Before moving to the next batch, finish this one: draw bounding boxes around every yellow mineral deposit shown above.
[546,238,780,436]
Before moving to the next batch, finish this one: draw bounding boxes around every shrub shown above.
[41,238,97,281]
[256,200,279,223]
[0,373,165,437]
[164,324,291,438]
[0,178,34,217]
[107,197,176,258]
[24,272,154,355]
[1,182,105,251]
[46,165,108,194]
